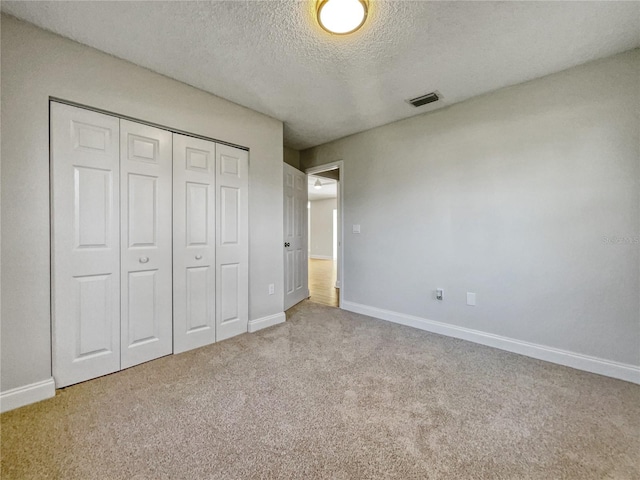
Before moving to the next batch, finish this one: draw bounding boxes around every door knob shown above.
[139,256,149,264]
[195,255,203,260]
[284,242,290,247]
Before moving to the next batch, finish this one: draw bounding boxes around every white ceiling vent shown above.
[407,92,440,107]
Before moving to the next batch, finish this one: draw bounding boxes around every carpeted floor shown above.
[2,300,639,479]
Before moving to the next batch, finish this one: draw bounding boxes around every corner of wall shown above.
[283,146,301,170]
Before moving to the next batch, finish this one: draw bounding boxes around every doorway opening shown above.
[306,162,343,308]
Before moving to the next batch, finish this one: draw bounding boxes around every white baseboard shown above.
[0,378,56,413]
[310,255,333,260]
[342,301,640,384]
[248,312,286,333]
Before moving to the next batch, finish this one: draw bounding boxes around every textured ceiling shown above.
[3,1,639,149]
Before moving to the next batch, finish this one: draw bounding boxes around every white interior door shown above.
[283,163,308,310]
[173,134,216,353]
[215,144,249,341]
[51,102,121,388]
[120,120,173,368]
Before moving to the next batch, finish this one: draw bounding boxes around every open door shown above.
[283,163,309,310]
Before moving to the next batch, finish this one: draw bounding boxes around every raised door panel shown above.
[74,167,112,249]
[127,270,159,346]
[127,173,158,247]
[186,182,209,246]
[216,144,248,341]
[185,266,212,333]
[220,187,239,245]
[75,274,114,359]
[286,250,294,295]
[51,102,121,387]
[285,195,294,240]
[283,163,308,310]
[120,120,173,368]
[295,249,303,290]
[220,263,240,323]
[173,134,216,353]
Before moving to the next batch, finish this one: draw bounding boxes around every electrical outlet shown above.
[268,284,275,295]
[436,288,444,301]
[467,292,476,306]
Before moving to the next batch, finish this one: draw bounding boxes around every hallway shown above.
[308,258,339,307]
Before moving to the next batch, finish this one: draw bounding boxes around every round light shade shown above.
[317,0,368,35]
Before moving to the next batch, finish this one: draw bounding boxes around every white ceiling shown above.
[308,175,337,201]
[3,1,639,150]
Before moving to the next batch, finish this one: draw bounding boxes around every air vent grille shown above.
[408,92,439,107]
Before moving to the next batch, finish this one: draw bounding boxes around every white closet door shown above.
[216,144,249,341]
[120,120,173,368]
[173,134,216,353]
[283,163,308,310]
[51,103,121,388]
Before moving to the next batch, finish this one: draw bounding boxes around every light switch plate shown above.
[352,224,361,234]
[467,292,476,306]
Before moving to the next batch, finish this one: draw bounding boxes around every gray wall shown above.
[310,199,337,258]
[301,49,640,366]
[1,15,284,392]
[283,147,301,170]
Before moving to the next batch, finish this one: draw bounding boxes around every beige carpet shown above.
[2,300,639,479]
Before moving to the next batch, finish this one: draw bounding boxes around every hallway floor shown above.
[308,258,339,307]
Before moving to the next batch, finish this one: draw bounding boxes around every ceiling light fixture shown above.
[314,179,322,189]
[317,0,368,35]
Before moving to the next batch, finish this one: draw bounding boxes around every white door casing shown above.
[215,144,249,341]
[283,163,308,310]
[305,161,343,303]
[173,134,216,353]
[51,103,121,388]
[120,120,173,368]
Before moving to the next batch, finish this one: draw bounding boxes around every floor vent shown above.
[407,92,439,107]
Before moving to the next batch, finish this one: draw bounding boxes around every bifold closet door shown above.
[173,134,216,353]
[216,144,249,341]
[51,103,121,388]
[120,120,173,368]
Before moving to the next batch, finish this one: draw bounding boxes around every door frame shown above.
[305,161,343,309]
